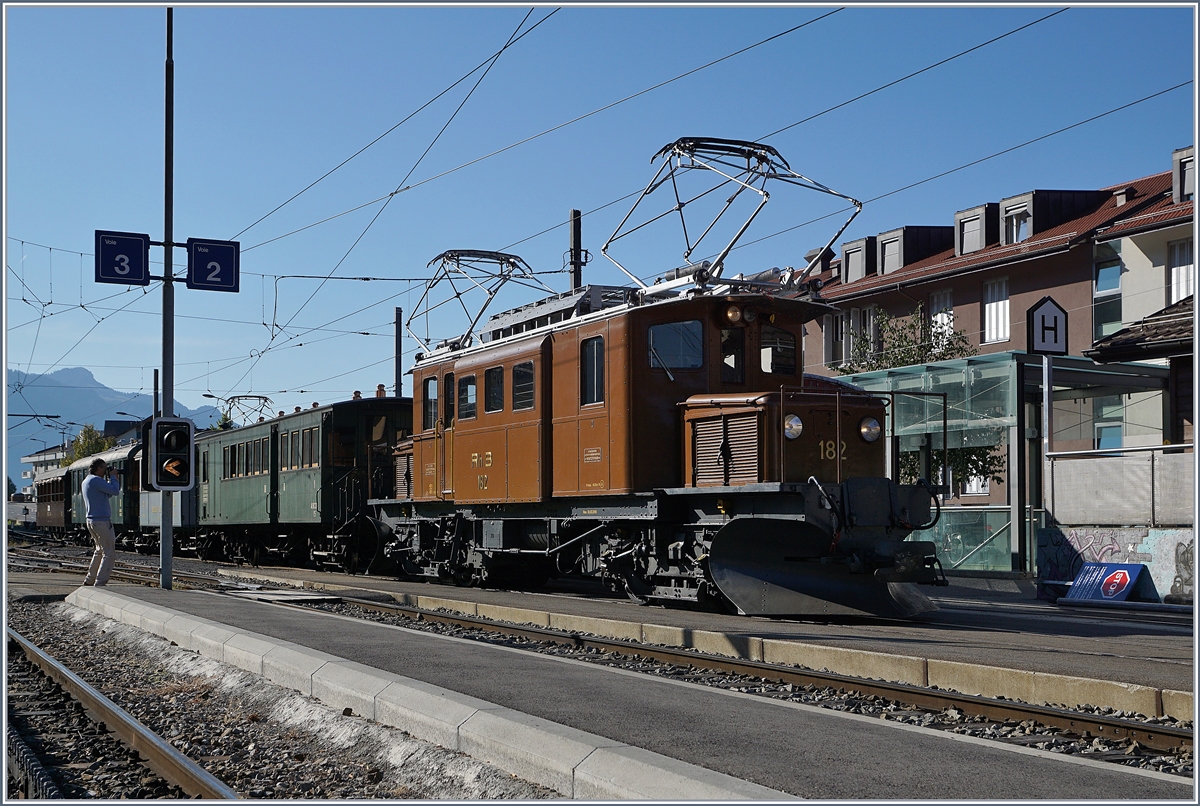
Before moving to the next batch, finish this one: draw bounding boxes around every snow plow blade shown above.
[707,516,936,619]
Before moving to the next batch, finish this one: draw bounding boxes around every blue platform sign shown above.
[95,230,151,286]
[186,238,240,293]
[1065,562,1157,603]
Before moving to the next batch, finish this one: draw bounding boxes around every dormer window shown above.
[959,216,981,254]
[1173,146,1194,204]
[845,248,863,281]
[880,238,900,273]
[1004,204,1030,244]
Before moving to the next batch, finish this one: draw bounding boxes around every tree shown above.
[60,424,116,467]
[215,411,236,430]
[7,476,16,499]
[836,303,1006,490]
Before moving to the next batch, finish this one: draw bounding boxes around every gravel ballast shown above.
[6,600,555,799]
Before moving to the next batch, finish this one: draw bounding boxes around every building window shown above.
[458,375,477,420]
[422,377,437,430]
[484,367,505,413]
[963,475,990,496]
[512,361,535,411]
[581,336,604,405]
[1095,423,1123,451]
[959,216,981,254]
[1169,238,1194,304]
[760,324,796,375]
[880,239,900,274]
[1093,259,1123,341]
[823,313,845,366]
[982,278,1009,343]
[721,328,745,383]
[1183,157,1195,202]
[1004,204,1029,244]
[845,248,863,282]
[648,320,703,369]
[929,291,953,352]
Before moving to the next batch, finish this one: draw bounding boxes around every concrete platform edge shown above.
[216,569,1192,720]
[63,586,791,800]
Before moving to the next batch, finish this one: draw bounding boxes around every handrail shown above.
[948,519,1011,570]
[1047,444,1193,458]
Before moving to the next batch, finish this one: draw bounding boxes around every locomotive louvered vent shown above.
[693,414,760,486]
[395,452,414,500]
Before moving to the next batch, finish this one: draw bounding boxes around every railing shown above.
[1045,445,1194,527]
[917,506,1015,572]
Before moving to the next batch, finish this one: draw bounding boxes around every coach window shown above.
[422,377,438,430]
[484,366,505,413]
[202,450,208,483]
[760,324,796,375]
[303,428,316,467]
[443,372,455,424]
[223,446,230,479]
[581,336,604,405]
[280,434,290,471]
[458,375,477,419]
[721,329,745,384]
[255,439,264,474]
[513,361,535,411]
[648,320,703,369]
[291,430,300,469]
[243,442,251,476]
[262,438,270,473]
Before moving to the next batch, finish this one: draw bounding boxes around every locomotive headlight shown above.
[783,414,804,440]
[859,417,882,443]
[743,308,758,323]
[724,304,743,324]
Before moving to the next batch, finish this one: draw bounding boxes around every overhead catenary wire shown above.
[221,10,546,400]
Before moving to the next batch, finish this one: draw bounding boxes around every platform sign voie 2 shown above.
[1065,562,1159,603]
[95,230,151,286]
[186,238,240,292]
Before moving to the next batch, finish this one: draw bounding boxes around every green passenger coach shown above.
[194,397,412,568]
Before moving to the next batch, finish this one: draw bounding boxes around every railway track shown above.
[6,629,238,799]
[278,593,1193,757]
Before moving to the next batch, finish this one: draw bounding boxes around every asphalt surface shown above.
[217,565,1195,693]
[20,577,1192,800]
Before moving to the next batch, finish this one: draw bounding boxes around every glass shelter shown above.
[841,352,1170,575]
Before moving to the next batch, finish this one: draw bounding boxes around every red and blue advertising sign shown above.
[1065,563,1155,603]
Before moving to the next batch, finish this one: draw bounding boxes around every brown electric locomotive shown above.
[371,285,945,618]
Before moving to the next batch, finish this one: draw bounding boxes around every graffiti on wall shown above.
[1037,527,1194,602]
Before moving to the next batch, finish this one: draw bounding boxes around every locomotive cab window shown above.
[581,336,604,405]
[513,361,535,411]
[484,367,504,413]
[422,377,438,430]
[721,329,745,384]
[648,320,703,369]
[458,375,477,420]
[760,324,796,375]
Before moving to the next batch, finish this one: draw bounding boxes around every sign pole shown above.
[160,6,175,590]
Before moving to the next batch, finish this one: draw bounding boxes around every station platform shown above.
[30,576,1195,800]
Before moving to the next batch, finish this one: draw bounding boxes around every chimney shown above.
[569,209,584,291]
[1114,186,1137,207]
[803,247,833,275]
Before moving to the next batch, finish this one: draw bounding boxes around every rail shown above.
[7,628,239,799]
[268,593,1192,753]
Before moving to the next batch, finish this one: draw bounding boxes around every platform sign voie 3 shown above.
[95,230,151,286]
[186,238,240,292]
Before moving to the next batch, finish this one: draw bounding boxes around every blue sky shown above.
[4,4,1196,441]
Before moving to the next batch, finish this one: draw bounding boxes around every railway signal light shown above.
[148,416,195,492]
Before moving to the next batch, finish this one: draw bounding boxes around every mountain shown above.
[5,367,220,488]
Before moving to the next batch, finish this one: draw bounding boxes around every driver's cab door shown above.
[440,371,455,500]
